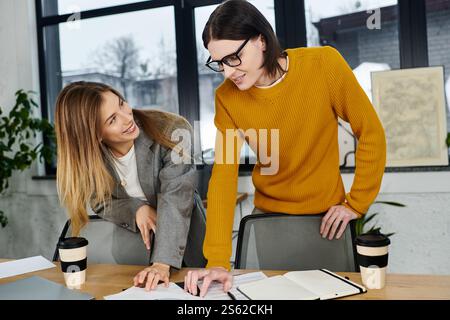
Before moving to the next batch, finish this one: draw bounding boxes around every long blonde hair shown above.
[55,81,189,236]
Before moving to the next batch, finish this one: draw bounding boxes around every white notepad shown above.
[237,269,366,300]
[199,271,268,300]
[0,256,55,279]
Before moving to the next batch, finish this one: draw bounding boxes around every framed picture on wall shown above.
[371,66,449,167]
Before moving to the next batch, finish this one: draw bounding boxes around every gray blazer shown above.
[91,122,204,269]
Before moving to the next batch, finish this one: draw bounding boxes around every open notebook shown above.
[237,269,366,300]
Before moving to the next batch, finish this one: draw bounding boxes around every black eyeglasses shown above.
[205,37,251,72]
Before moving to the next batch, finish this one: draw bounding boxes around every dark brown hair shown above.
[202,0,286,78]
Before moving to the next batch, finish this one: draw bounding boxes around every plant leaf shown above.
[373,201,406,207]
[0,90,56,225]
[362,213,378,226]
[0,210,8,228]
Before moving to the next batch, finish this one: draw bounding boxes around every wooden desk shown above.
[1,259,449,300]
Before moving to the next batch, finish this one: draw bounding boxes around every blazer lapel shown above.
[103,153,127,198]
[102,128,156,203]
[134,129,156,203]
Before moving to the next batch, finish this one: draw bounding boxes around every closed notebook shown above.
[237,269,366,300]
[0,276,94,300]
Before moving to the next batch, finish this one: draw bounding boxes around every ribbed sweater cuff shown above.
[341,201,363,218]
[206,260,231,271]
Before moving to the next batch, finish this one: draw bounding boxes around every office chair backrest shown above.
[235,213,358,272]
[53,215,151,266]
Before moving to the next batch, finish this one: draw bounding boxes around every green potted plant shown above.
[355,201,405,237]
[0,90,55,227]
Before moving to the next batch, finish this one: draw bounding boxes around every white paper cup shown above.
[355,233,390,290]
[57,237,89,289]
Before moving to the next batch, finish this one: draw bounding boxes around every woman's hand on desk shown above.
[320,205,359,240]
[184,267,233,298]
[134,263,170,291]
[136,205,157,250]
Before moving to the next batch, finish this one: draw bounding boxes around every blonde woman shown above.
[55,81,206,291]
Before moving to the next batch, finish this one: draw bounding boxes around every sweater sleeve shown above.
[203,93,243,270]
[322,46,387,216]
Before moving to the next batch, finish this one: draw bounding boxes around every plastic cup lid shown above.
[355,232,390,247]
[57,237,88,249]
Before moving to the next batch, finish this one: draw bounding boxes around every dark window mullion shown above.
[190,0,222,8]
[398,0,429,68]
[174,0,200,125]
[35,0,56,175]
[274,0,307,49]
[39,0,175,26]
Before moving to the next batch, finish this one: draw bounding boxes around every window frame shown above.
[35,0,449,177]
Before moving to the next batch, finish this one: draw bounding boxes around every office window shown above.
[426,0,450,135]
[194,0,276,164]
[305,0,399,168]
[41,6,178,123]
[40,0,149,16]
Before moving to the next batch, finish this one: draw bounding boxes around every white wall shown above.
[0,0,68,260]
[0,0,449,275]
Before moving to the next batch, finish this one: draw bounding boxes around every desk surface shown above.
[1,259,450,300]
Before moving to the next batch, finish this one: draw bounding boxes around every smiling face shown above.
[98,90,140,152]
[207,36,267,90]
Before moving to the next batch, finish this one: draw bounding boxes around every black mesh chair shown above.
[53,215,152,266]
[235,213,359,272]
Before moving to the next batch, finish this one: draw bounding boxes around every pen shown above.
[227,291,237,300]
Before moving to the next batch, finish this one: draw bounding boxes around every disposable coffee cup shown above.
[57,237,89,289]
[355,232,390,289]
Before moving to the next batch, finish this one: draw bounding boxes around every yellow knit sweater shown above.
[204,46,387,270]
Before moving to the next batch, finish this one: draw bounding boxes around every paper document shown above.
[0,256,55,279]
[104,282,202,300]
[202,272,268,300]
[104,272,268,300]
